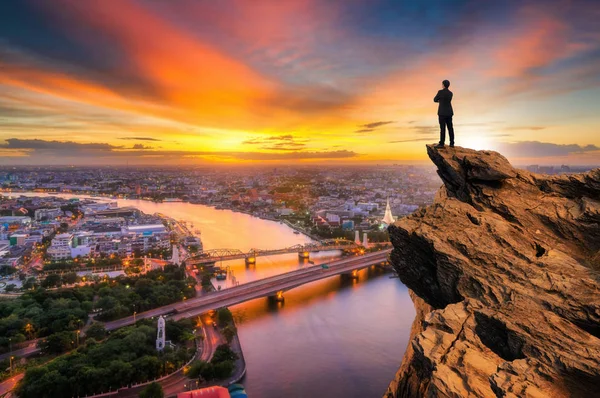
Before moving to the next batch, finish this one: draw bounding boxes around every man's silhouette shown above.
[434,80,454,148]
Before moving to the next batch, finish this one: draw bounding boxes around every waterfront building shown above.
[121,224,167,235]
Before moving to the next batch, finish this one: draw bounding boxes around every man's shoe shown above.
[449,143,455,148]
[434,143,445,148]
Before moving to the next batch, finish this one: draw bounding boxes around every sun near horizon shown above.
[0,0,599,167]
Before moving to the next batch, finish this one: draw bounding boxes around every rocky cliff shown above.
[386,145,600,398]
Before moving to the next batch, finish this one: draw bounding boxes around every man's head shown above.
[442,80,450,89]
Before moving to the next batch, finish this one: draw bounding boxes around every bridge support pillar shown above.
[245,256,256,265]
[343,269,359,279]
[298,251,310,259]
[269,290,285,302]
[275,291,284,302]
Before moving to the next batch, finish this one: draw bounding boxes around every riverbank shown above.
[281,219,321,241]
[1,190,411,398]
[1,190,281,227]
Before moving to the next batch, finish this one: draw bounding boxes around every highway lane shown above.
[104,249,391,330]
[0,341,39,362]
[1,250,391,368]
[0,373,24,396]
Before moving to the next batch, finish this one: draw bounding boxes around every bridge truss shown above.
[187,239,359,265]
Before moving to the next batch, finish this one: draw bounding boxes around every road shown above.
[187,240,362,266]
[0,341,39,362]
[104,249,391,330]
[0,249,391,395]
[113,315,222,398]
[0,373,23,396]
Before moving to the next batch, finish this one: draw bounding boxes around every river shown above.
[2,192,415,397]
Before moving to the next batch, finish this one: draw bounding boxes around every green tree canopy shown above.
[139,382,164,398]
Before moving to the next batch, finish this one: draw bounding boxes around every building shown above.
[47,233,73,260]
[382,198,396,225]
[276,208,294,216]
[121,224,167,235]
[342,220,355,231]
[178,385,247,398]
[0,241,10,257]
[80,201,118,214]
[9,233,28,246]
[325,213,341,223]
[92,207,137,218]
[357,202,378,211]
[0,216,32,229]
[178,387,231,398]
[34,208,62,221]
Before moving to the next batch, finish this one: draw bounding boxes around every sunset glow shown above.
[1,0,599,165]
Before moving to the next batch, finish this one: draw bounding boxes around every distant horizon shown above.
[1,1,599,166]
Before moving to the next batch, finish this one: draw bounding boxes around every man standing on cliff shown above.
[434,80,454,148]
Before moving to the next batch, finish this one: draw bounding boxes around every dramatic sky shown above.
[1,0,599,165]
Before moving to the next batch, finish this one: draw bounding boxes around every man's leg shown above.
[447,117,455,146]
[438,116,446,145]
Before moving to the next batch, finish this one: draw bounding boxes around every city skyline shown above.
[1,0,600,166]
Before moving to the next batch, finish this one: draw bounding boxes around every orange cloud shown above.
[1,1,598,164]
[490,17,568,77]
[22,0,277,128]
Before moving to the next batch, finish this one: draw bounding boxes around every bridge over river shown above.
[186,238,362,266]
[0,249,392,362]
[105,249,392,330]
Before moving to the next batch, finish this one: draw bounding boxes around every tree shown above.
[222,325,237,344]
[23,277,38,290]
[0,265,17,276]
[216,308,233,327]
[185,360,206,379]
[62,272,78,285]
[39,331,75,354]
[211,344,238,364]
[41,274,62,288]
[139,382,164,398]
[4,284,17,292]
[213,360,234,379]
[198,361,215,381]
[85,322,107,340]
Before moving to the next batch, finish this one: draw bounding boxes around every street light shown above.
[10,356,14,375]
[76,330,80,347]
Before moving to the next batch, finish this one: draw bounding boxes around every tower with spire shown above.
[382,198,396,225]
[156,316,166,351]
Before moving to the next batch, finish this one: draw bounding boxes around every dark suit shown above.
[434,88,454,145]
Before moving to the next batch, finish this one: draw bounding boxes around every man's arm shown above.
[434,91,440,102]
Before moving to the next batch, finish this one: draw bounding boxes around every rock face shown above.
[386,145,600,398]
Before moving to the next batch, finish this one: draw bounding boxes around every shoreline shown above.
[0,190,312,241]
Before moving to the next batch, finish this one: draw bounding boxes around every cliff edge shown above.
[386,145,600,398]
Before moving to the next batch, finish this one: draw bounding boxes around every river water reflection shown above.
[2,192,415,397]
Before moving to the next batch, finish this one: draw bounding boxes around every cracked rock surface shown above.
[385,145,600,398]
